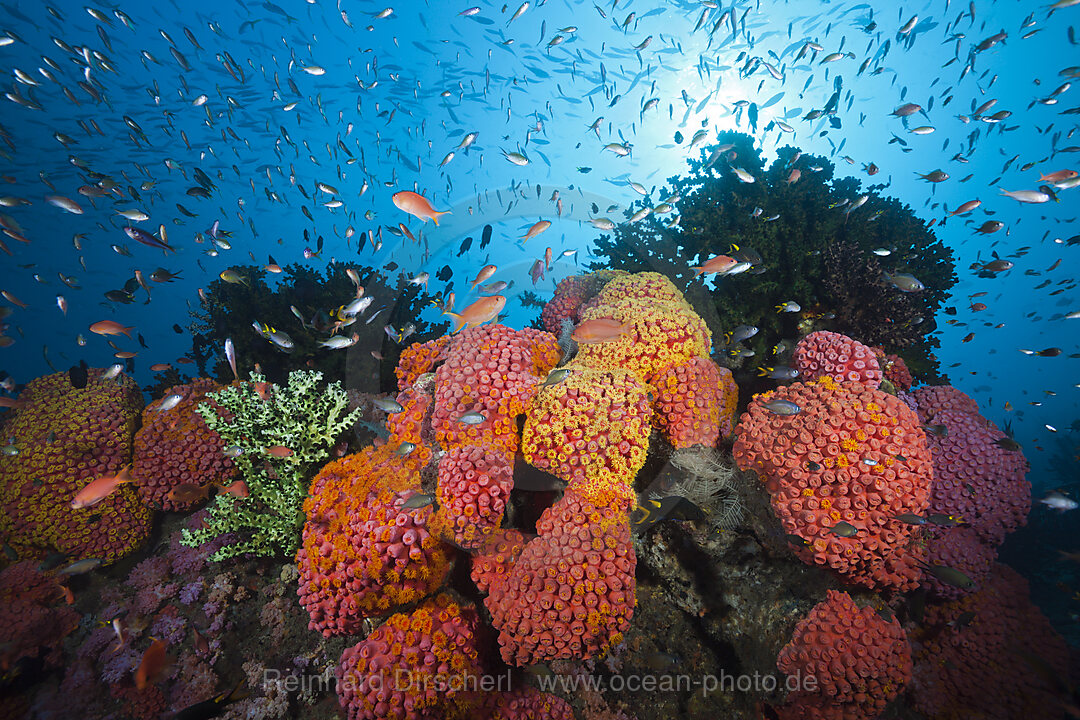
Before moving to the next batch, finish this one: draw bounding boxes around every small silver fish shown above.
[457,411,486,425]
[59,557,103,575]
[541,368,573,387]
[373,397,404,413]
[1040,491,1078,512]
[396,441,416,456]
[883,271,925,292]
[156,393,184,412]
[319,335,357,349]
[761,399,800,415]
[269,331,294,351]
[400,492,437,510]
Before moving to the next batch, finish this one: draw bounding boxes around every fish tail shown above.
[691,267,703,277]
[431,210,450,226]
[444,312,467,333]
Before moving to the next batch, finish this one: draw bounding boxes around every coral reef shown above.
[181,370,362,560]
[651,357,739,446]
[733,377,933,590]
[911,384,980,418]
[296,446,451,636]
[5,262,1063,720]
[876,351,913,391]
[525,272,736,508]
[335,594,481,720]
[822,238,938,358]
[469,529,531,594]
[914,396,1030,546]
[910,564,1070,720]
[792,331,882,387]
[775,590,910,720]
[540,272,625,335]
[921,526,995,600]
[429,324,561,458]
[485,491,636,666]
[473,686,576,719]
[434,445,515,548]
[132,378,237,511]
[522,365,652,512]
[385,384,436,467]
[0,562,80,676]
[0,369,151,564]
[573,272,712,382]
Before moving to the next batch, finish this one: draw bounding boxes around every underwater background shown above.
[0,0,1079,718]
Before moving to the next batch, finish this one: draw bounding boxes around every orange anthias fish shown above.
[89,320,135,337]
[216,480,250,498]
[1,290,28,308]
[520,219,551,243]
[1039,169,1077,183]
[947,199,981,216]
[572,317,633,344]
[391,191,449,225]
[135,637,170,690]
[445,295,506,333]
[166,482,212,505]
[71,465,135,509]
[265,445,294,457]
[470,264,497,291]
[690,254,738,277]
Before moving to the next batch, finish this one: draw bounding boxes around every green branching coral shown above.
[181,370,362,561]
[590,131,956,388]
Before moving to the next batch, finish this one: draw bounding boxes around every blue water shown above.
[0,0,1076,487]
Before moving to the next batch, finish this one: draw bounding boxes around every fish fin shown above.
[444,312,467,333]
[218,678,249,704]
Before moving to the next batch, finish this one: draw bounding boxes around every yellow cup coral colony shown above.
[0,370,151,565]
[524,271,738,509]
